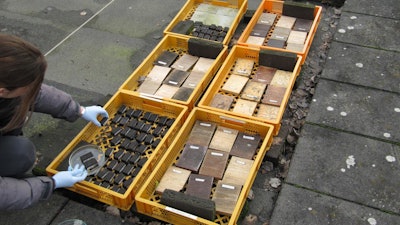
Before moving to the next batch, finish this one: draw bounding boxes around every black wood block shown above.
[135,145,148,154]
[132,109,143,118]
[153,125,164,136]
[114,173,126,185]
[188,38,224,59]
[114,162,126,173]
[123,177,133,189]
[137,157,148,168]
[128,153,141,164]
[105,148,114,158]
[83,158,98,170]
[259,49,297,71]
[80,152,94,162]
[151,139,161,149]
[127,119,138,129]
[107,160,119,170]
[157,116,168,126]
[110,136,122,146]
[126,141,139,152]
[122,164,135,175]
[283,1,315,20]
[111,127,123,136]
[160,189,215,221]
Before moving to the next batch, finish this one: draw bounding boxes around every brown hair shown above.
[0,33,46,133]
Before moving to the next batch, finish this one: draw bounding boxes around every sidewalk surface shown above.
[0,0,399,224]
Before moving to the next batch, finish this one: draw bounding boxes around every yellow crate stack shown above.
[47,90,189,210]
[119,34,228,110]
[164,0,248,45]
[238,0,322,64]
[198,45,302,135]
[135,108,274,225]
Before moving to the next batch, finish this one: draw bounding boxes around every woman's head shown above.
[0,33,46,133]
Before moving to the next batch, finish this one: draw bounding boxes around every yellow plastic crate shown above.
[135,107,274,225]
[46,90,189,210]
[198,45,302,135]
[119,34,228,110]
[164,0,248,45]
[237,0,322,64]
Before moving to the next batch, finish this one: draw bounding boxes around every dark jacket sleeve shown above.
[33,84,81,122]
[0,176,55,210]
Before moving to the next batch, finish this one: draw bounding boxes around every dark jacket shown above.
[0,84,81,210]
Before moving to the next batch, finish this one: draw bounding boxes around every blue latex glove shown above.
[81,105,109,126]
[52,164,87,189]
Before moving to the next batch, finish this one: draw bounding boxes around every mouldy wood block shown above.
[222,156,254,186]
[232,58,255,77]
[171,54,199,71]
[259,49,297,71]
[246,36,265,46]
[155,165,191,194]
[160,189,216,221]
[240,80,268,102]
[221,74,249,95]
[283,1,315,20]
[275,15,296,29]
[188,38,224,59]
[256,104,280,120]
[154,84,180,98]
[199,149,229,180]
[232,99,258,116]
[163,69,190,87]
[253,66,277,84]
[208,126,239,153]
[250,24,270,37]
[212,181,242,216]
[186,120,217,146]
[209,93,234,111]
[265,39,286,49]
[175,144,207,172]
[137,79,161,95]
[185,174,214,200]
[182,71,205,88]
[293,18,313,33]
[153,51,179,67]
[230,132,261,159]
[270,27,291,41]
[172,87,193,101]
[286,43,305,52]
[261,85,286,106]
[147,65,172,83]
[258,12,277,25]
[171,20,194,35]
[270,69,292,88]
[192,57,215,74]
[287,30,308,44]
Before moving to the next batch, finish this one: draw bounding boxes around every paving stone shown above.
[287,124,400,214]
[0,0,109,52]
[322,42,400,93]
[306,79,400,142]
[44,28,143,96]
[270,184,400,225]
[49,200,123,225]
[343,0,399,19]
[334,11,400,52]
[0,193,68,225]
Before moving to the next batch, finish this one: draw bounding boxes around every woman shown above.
[0,33,109,210]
